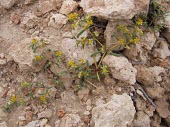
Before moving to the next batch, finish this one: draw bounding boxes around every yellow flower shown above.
[71,23,76,28]
[68,13,78,21]
[78,71,83,78]
[86,19,93,26]
[118,39,125,45]
[133,37,139,44]
[40,95,47,103]
[135,27,143,35]
[88,39,93,45]
[136,18,143,26]
[94,31,99,37]
[32,39,38,44]
[68,60,75,67]
[11,96,17,104]
[35,55,43,61]
[101,65,109,75]
[56,51,62,57]
[80,59,85,64]
[21,81,29,88]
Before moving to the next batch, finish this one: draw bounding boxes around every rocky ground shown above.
[0,0,170,127]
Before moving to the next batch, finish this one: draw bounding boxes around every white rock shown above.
[38,109,53,119]
[80,0,150,20]
[153,41,170,59]
[38,1,53,14]
[48,13,68,29]
[140,31,156,50]
[21,12,38,29]
[133,111,151,127]
[24,0,36,5]
[103,55,137,84]
[0,0,16,9]
[61,38,101,65]
[23,120,40,127]
[56,114,81,127]
[135,66,165,86]
[8,38,35,71]
[40,119,48,127]
[92,93,136,127]
[60,0,78,15]
[83,111,90,116]
[0,122,8,127]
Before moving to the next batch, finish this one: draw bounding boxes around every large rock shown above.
[91,93,136,127]
[153,40,170,59]
[133,111,151,127]
[48,13,68,29]
[55,114,81,127]
[103,55,137,84]
[0,0,16,9]
[0,122,8,127]
[135,66,165,86]
[80,0,150,20]
[61,38,101,65]
[8,38,48,72]
[60,0,78,15]
[38,109,53,119]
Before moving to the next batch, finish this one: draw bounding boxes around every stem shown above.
[88,30,104,47]
[85,79,97,88]
[97,52,106,68]
[107,43,120,51]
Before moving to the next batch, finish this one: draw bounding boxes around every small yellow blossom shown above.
[68,60,75,67]
[94,31,99,37]
[118,39,125,45]
[35,55,43,61]
[56,51,62,57]
[68,13,78,21]
[40,95,47,103]
[11,96,17,104]
[78,71,83,78]
[135,27,143,35]
[32,39,38,44]
[101,65,109,75]
[21,81,29,88]
[133,37,139,44]
[86,19,93,26]
[88,39,93,45]
[136,18,143,26]
[71,23,76,28]
[79,59,85,64]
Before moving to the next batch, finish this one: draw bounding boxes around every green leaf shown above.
[77,29,86,38]
[90,51,101,57]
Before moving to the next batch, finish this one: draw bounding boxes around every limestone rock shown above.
[38,109,53,119]
[153,41,170,59]
[23,120,40,127]
[0,0,16,9]
[80,0,150,20]
[8,38,35,72]
[91,93,136,127]
[0,122,8,127]
[133,111,151,127]
[61,38,100,65]
[104,20,131,50]
[103,55,137,84]
[77,88,90,102]
[145,86,165,99]
[24,0,37,5]
[8,38,48,72]
[38,1,54,14]
[60,0,78,15]
[155,98,170,118]
[48,13,68,29]
[140,31,157,50]
[135,66,165,86]
[20,12,38,30]
[55,114,81,127]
